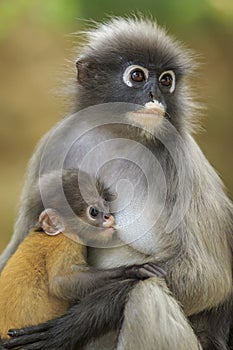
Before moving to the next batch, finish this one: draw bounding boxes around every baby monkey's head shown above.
[37,169,116,245]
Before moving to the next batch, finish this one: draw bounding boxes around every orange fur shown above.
[0,230,86,338]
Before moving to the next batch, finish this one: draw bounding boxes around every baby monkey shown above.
[0,169,164,339]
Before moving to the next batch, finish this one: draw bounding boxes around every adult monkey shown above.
[1,17,233,350]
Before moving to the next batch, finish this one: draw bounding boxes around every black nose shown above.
[104,214,110,220]
[149,91,154,100]
[149,90,162,102]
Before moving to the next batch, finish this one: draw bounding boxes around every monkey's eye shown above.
[131,69,145,82]
[123,65,149,87]
[89,207,99,217]
[158,71,176,93]
[86,206,100,221]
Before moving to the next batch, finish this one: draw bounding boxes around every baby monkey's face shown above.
[81,199,116,242]
[85,203,115,229]
[67,199,116,246]
[75,180,117,243]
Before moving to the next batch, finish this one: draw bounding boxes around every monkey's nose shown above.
[103,214,115,228]
[149,91,154,100]
[149,89,162,102]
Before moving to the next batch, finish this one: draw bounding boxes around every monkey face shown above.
[85,203,115,230]
[76,18,196,134]
[73,201,116,245]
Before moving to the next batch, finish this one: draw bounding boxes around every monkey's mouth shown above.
[100,225,116,233]
[97,227,116,241]
[105,227,115,233]
[143,101,165,116]
[127,100,165,129]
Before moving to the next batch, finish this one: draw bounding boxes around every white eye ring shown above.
[159,70,176,93]
[123,65,149,87]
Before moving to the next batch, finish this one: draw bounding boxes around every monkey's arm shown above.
[2,280,136,350]
[2,278,201,350]
[47,235,165,301]
[0,132,51,272]
[49,263,165,301]
[117,278,202,350]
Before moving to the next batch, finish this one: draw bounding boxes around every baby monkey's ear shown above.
[39,208,65,236]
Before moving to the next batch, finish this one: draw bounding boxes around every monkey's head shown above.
[75,17,198,135]
[38,169,116,245]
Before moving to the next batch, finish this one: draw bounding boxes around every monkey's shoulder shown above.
[22,229,84,252]
[0,230,85,280]
[29,229,87,268]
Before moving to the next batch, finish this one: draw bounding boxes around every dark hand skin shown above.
[0,262,165,350]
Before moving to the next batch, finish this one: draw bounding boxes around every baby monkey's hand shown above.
[124,262,166,280]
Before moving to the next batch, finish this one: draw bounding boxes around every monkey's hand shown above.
[0,339,5,350]
[2,279,138,350]
[124,262,166,279]
[2,315,70,350]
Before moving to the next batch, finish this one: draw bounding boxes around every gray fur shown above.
[117,278,201,350]
[1,16,233,350]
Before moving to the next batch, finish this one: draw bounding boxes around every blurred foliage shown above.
[0,0,233,36]
[0,0,232,251]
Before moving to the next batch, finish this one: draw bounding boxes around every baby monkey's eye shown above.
[89,206,99,218]
[86,205,100,221]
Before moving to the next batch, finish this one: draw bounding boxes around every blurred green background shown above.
[0,0,232,252]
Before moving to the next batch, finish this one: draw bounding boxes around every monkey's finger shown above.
[143,263,166,277]
[137,265,165,278]
[137,267,158,278]
[0,341,5,350]
[3,332,48,349]
[8,324,50,337]
[137,267,166,278]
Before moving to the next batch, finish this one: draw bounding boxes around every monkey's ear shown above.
[39,209,65,236]
[76,56,96,85]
